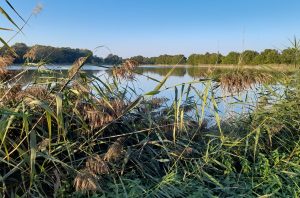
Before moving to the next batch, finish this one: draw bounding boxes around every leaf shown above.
[5,0,26,23]
[152,66,176,93]
[45,112,52,151]
[56,94,65,138]
[124,96,143,113]
[0,27,13,31]
[202,171,224,189]
[254,127,261,159]
[0,6,21,31]
[144,90,160,96]
[0,37,18,57]
[30,129,37,186]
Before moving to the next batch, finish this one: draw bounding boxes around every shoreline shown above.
[139,64,297,71]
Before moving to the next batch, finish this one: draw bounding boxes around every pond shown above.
[7,65,284,124]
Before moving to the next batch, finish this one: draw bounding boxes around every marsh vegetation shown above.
[1,1,300,197]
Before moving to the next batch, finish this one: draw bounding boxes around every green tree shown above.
[222,52,240,65]
[260,49,281,64]
[240,50,259,65]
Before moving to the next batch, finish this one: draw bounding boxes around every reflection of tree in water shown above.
[186,67,230,78]
[134,67,187,77]
[16,69,100,85]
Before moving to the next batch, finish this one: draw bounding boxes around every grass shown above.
[0,49,299,197]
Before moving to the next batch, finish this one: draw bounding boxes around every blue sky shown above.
[1,0,300,58]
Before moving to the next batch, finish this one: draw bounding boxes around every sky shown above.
[1,0,300,58]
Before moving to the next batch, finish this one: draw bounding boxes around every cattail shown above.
[74,169,101,193]
[86,155,110,175]
[104,137,125,162]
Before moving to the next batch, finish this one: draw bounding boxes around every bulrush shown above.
[73,169,101,193]
[104,137,126,162]
[85,154,110,175]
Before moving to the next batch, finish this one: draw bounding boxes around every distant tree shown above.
[240,50,259,65]
[104,54,122,65]
[260,49,281,64]
[130,56,146,64]
[153,54,186,65]
[187,53,222,65]
[222,52,240,65]
[281,48,300,66]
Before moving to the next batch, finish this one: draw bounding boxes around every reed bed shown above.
[0,48,299,197]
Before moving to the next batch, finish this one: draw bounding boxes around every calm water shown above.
[7,65,278,123]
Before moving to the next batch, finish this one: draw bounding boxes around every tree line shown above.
[0,43,123,65]
[130,48,300,66]
[2,43,299,66]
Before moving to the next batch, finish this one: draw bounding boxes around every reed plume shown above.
[85,154,110,175]
[112,60,139,80]
[220,70,272,94]
[74,169,101,193]
[104,137,125,162]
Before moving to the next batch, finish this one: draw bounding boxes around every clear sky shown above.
[1,0,300,58]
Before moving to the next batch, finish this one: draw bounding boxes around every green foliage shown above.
[221,51,240,65]
[239,50,259,65]
[0,43,123,65]
[187,53,222,65]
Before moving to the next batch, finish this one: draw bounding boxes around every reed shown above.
[0,3,300,197]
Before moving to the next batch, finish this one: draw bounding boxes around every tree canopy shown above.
[3,43,300,66]
[0,43,122,65]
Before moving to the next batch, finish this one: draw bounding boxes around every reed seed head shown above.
[74,169,101,193]
[86,154,110,175]
[104,137,125,162]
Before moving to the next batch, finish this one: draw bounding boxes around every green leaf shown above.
[0,6,21,31]
[0,37,18,57]
[0,27,13,31]
[30,130,37,186]
[5,0,26,23]
[144,90,160,96]
[152,66,176,92]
